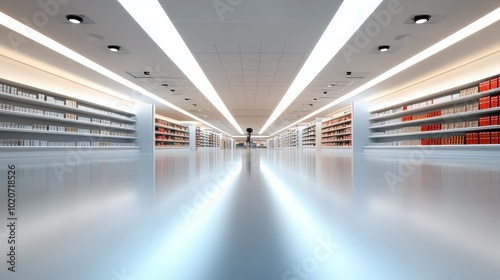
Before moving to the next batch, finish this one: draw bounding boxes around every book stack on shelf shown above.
[321,111,352,147]
[289,128,298,148]
[154,119,189,148]
[196,127,201,147]
[0,81,137,148]
[369,75,500,147]
[302,122,316,148]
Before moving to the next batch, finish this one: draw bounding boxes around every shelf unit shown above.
[154,118,189,148]
[0,81,137,149]
[198,129,221,148]
[321,111,352,147]
[302,122,316,148]
[368,75,500,148]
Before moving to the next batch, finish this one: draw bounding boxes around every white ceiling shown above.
[0,0,499,135]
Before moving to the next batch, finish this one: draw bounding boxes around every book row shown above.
[1,83,135,120]
[0,102,135,129]
[0,121,135,137]
[0,139,136,147]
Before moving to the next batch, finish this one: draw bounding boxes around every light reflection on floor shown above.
[0,149,498,280]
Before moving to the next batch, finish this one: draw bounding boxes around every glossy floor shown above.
[0,149,499,280]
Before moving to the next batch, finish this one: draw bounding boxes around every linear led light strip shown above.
[258,0,384,134]
[272,6,500,136]
[0,11,231,137]
[117,0,243,134]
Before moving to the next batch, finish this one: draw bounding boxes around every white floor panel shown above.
[0,149,498,280]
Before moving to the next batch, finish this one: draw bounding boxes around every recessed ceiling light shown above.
[107,45,121,52]
[323,91,328,95]
[346,71,352,77]
[378,45,390,52]
[66,15,83,24]
[413,15,431,24]
[327,84,335,88]
[161,83,168,87]
[198,109,202,112]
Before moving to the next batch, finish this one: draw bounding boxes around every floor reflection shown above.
[0,149,498,280]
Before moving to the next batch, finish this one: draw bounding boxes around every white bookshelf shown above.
[0,80,138,153]
[154,118,190,148]
[366,75,500,155]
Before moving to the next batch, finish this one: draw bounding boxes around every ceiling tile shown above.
[239,44,262,53]
[226,70,243,77]
[219,53,241,62]
[258,76,274,82]
[230,81,245,86]
[207,71,227,77]
[215,44,240,53]
[230,76,244,82]
[275,70,295,77]
[243,71,259,77]
[222,61,242,71]
[273,76,291,82]
[244,81,257,86]
[241,53,260,61]
[197,53,220,61]
[261,44,285,53]
[259,61,279,71]
[258,70,276,77]
[277,61,301,71]
[209,76,229,82]
[242,61,259,71]
[281,53,305,62]
[202,61,224,71]
[258,81,273,87]
[272,81,290,86]
[257,86,271,92]
[244,76,258,82]
[260,53,281,62]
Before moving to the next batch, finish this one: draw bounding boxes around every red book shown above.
[479,96,491,110]
[491,116,499,126]
[492,78,498,89]
[491,132,499,144]
[491,96,499,108]
[480,81,491,92]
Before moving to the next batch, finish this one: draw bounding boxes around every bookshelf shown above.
[0,81,138,151]
[302,122,316,148]
[198,129,221,148]
[321,110,352,148]
[367,75,500,150]
[154,118,190,148]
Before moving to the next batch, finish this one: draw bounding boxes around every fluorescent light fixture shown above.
[0,11,232,135]
[117,0,243,134]
[259,0,383,134]
[273,7,500,136]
